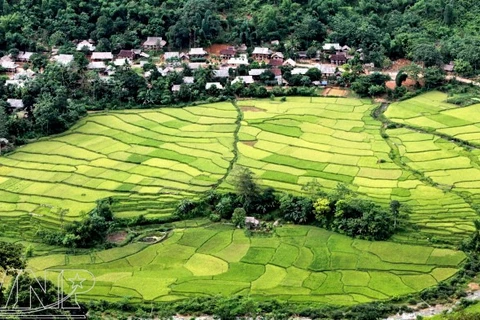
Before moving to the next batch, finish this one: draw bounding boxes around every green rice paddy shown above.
[2,93,480,305]
[28,223,465,304]
[0,95,479,243]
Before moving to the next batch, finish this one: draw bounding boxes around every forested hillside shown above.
[1,0,479,70]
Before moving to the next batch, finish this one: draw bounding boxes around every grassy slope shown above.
[27,222,465,304]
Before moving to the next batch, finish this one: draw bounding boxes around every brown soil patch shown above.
[240,106,265,112]
[107,231,127,244]
[206,44,231,55]
[385,58,413,72]
[468,282,480,291]
[325,88,348,97]
[386,81,396,90]
[241,140,257,147]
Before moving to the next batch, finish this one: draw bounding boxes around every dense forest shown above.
[0,0,479,71]
[1,0,480,144]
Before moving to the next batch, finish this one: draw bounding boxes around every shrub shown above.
[232,208,246,228]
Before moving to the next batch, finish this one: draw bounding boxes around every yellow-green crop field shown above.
[3,93,480,304]
[28,223,465,304]
[0,94,479,244]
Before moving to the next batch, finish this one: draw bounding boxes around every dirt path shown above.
[446,75,480,87]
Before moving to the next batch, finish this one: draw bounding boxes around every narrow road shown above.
[445,75,480,86]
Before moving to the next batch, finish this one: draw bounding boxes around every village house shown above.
[0,56,18,72]
[205,82,224,90]
[330,53,347,66]
[219,47,236,59]
[6,98,24,111]
[268,59,283,67]
[291,68,309,75]
[17,52,33,62]
[76,40,96,51]
[231,75,254,85]
[53,54,74,66]
[252,47,272,61]
[142,37,166,50]
[14,69,35,80]
[322,43,342,51]
[164,52,180,60]
[316,64,337,77]
[213,69,230,78]
[171,84,181,92]
[117,50,136,60]
[283,58,296,67]
[227,54,249,66]
[5,80,24,87]
[245,216,260,229]
[270,52,284,60]
[248,69,266,78]
[113,58,132,66]
[91,52,113,61]
[188,48,208,59]
[444,61,455,73]
[236,44,248,53]
[296,51,308,60]
[87,61,106,71]
[183,76,194,84]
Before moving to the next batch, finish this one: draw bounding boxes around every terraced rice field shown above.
[385,91,480,145]
[221,96,477,242]
[0,103,237,239]
[0,95,479,243]
[28,223,466,304]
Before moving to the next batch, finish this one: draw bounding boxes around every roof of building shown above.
[91,52,113,60]
[248,69,266,76]
[5,80,24,87]
[220,48,236,56]
[315,64,335,74]
[227,54,249,65]
[13,69,35,79]
[183,76,195,84]
[271,52,284,59]
[171,84,181,92]
[53,54,74,66]
[245,216,260,225]
[164,52,180,60]
[205,82,224,90]
[87,61,106,69]
[118,50,136,59]
[114,58,132,66]
[271,68,282,76]
[76,40,96,51]
[7,98,24,109]
[213,69,230,78]
[188,62,203,70]
[232,75,254,85]
[17,52,34,61]
[444,62,455,72]
[291,68,309,75]
[330,54,347,61]
[342,45,351,51]
[236,44,248,52]
[252,47,272,55]
[268,59,283,66]
[143,37,166,47]
[1,61,18,69]
[283,58,296,67]
[189,47,207,55]
[322,43,342,51]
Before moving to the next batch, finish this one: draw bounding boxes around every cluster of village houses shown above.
[2,37,364,112]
